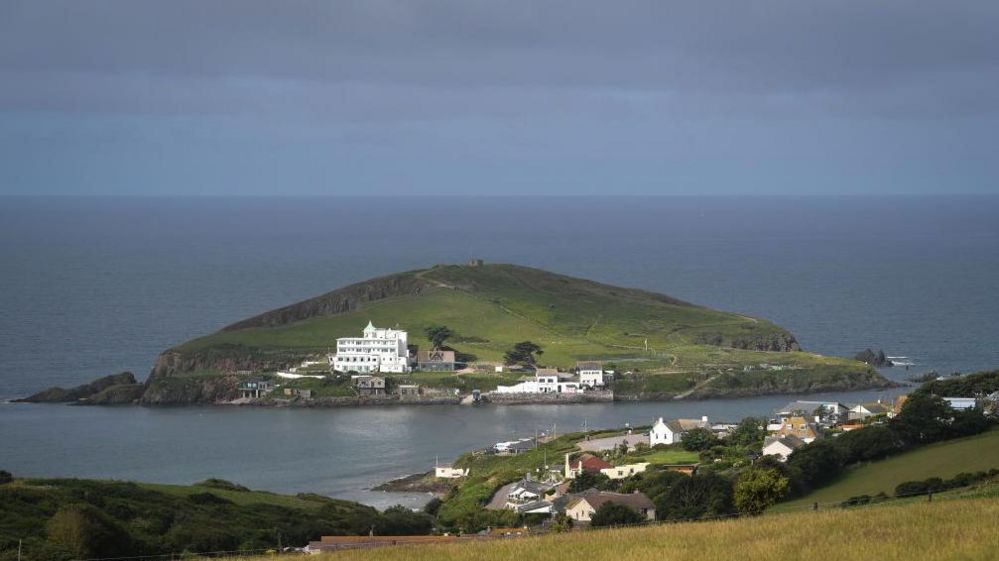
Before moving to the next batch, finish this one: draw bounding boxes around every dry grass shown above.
[232,497,999,561]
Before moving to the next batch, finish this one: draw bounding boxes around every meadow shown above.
[778,428,999,510]
[240,497,999,561]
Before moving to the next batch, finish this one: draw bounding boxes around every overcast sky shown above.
[1,1,998,196]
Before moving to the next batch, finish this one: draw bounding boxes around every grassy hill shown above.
[144,263,889,403]
[778,428,999,510]
[0,477,388,561]
[236,497,999,561]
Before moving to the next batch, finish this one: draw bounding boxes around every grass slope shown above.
[241,497,999,561]
[779,428,999,510]
[152,264,887,400]
[0,477,379,560]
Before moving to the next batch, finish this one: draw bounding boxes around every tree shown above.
[894,393,954,444]
[659,473,735,521]
[568,471,613,493]
[46,504,133,559]
[374,505,434,536]
[0,470,12,485]
[503,341,544,367]
[727,417,767,447]
[682,428,718,451]
[589,502,645,527]
[549,513,574,533]
[787,440,843,489]
[734,468,789,515]
[424,325,454,350]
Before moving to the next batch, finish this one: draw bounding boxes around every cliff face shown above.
[221,269,431,331]
[141,372,242,405]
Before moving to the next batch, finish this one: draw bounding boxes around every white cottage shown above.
[761,435,805,462]
[576,361,604,388]
[650,416,709,446]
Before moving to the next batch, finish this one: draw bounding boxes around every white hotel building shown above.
[328,321,411,374]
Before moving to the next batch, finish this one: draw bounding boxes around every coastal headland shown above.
[20,262,893,406]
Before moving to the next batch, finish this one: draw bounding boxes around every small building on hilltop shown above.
[416,350,456,372]
[600,462,650,480]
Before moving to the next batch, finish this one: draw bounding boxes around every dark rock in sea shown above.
[854,348,894,367]
[18,371,139,403]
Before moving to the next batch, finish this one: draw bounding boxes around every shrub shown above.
[682,428,719,452]
[734,468,789,516]
[374,505,434,536]
[46,504,133,559]
[895,480,929,497]
[0,470,11,485]
[590,502,646,527]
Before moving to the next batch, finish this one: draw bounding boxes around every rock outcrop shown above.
[17,371,140,403]
[854,348,894,367]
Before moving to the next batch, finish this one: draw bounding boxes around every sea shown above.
[1,195,997,508]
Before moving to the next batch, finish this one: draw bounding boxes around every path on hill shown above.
[672,373,719,400]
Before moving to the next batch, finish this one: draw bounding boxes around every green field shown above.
[778,428,999,510]
[236,497,999,561]
[153,264,885,400]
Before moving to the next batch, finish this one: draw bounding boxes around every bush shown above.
[589,502,646,527]
[682,428,719,452]
[0,471,11,485]
[734,468,789,516]
[374,505,434,536]
[46,504,133,559]
[658,473,735,521]
[787,440,844,489]
[196,478,249,492]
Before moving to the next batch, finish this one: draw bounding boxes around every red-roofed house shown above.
[564,453,613,479]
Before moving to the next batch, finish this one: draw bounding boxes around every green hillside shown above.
[145,263,889,402]
[778,428,999,510]
[0,477,399,561]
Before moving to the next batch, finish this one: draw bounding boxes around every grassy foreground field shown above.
[239,497,999,561]
[778,428,999,510]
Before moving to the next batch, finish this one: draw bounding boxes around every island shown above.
[21,262,893,405]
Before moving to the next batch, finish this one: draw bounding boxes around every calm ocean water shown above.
[1,196,997,507]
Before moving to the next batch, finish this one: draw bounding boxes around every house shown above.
[493,369,583,394]
[434,465,469,479]
[564,453,613,479]
[416,350,456,372]
[650,416,710,446]
[505,477,556,510]
[943,397,978,411]
[494,438,535,454]
[600,463,650,480]
[237,380,274,399]
[397,384,420,397]
[564,491,656,522]
[849,401,892,421]
[775,416,821,443]
[576,361,604,388]
[352,375,386,396]
[761,434,805,462]
[329,321,411,374]
[779,400,850,424]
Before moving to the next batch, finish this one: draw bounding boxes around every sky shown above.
[1,1,998,196]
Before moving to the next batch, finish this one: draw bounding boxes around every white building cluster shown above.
[328,321,411,374]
